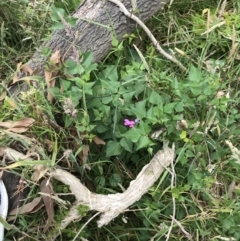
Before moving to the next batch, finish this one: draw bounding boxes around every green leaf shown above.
[171,78,181,96]
[136,136,153,150]
[96,124,109,133]
[76,204,89,216]
[187,172,203,189]
[131,108,146,118]
[85,63,98,73]
[172,187,180,198]
[66,17,77,26]
[175,101,184,112]
[64,115,74,127]
[65,60,84,75]
[134,78,145,98]
[50,87,60,97]
[82,52,93,68]
[222,217,235,231]
[197,94,207,101]
[106,141,122,157]
[179,155,188,165]
[189,87,202,96]
[139,121,151,135]
[203,86,212,95]
[123,92,135,102]
[49,22,65,30]
[42,47,52,57]
[84,82,95,95]
[51,7,65,22]
[120,137,133,152]
[152,105,163,119]
[149,90,162,105]
[94,176,105,187]
[60,79,71,91]
[123,128,142,143]
[164,102,176,114]
[101,96,113,104]
[182,184,191,191]
[70,86,82,105]
[100,79,120,93]
[180,131,187,139]
[102,65,118,82]
[131,100,147,118]
[188,65,202,82]
[112,36,119,47]
[109,173,122,187]
[146,106,154,117]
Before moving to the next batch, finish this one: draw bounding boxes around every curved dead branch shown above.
[50,143,175,235]
[0,143,175,239]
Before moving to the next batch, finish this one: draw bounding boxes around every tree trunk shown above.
[9,0,169,94]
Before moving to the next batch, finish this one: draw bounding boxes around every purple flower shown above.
[124,119,137,128]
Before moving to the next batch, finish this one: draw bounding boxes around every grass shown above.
[1,0,240,240]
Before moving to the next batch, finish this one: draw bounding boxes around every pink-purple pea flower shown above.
[124,118,140,128]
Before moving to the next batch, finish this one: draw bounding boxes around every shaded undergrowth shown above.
[1,0,240,240]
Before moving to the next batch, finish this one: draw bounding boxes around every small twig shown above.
[201,21,225,36]
[170,216,192,240]
[108,0,187,72]
[72,212,101,241]
[165,143,176,241]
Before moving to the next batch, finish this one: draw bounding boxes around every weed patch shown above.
[1,0,240,240]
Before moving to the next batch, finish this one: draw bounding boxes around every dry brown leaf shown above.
[7,197,43,220]
[31,165,49,182]
[7,127,29,133]
[49,73,56,88]
[12,62,22,84]
[0,91,7,101]
[47,92,54,103]
[0,147,5,156]
[45,69,56,103]
[21,65,33,75]
[0,118,35,129]
[12,118,35,128]
[32,66,40,75]
[93,136,106,145]
[45,139,53,152]
[40,179,55,232]
[50,50,60,65]
[45,70,52,87]
[82,145,89,164]
[0,121,12,128]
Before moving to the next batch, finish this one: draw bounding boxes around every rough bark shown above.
[9,0,169,94]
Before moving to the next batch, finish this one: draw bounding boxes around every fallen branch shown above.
[108,0,187,72]
[0,143,175,239]
[50,143,175,235]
